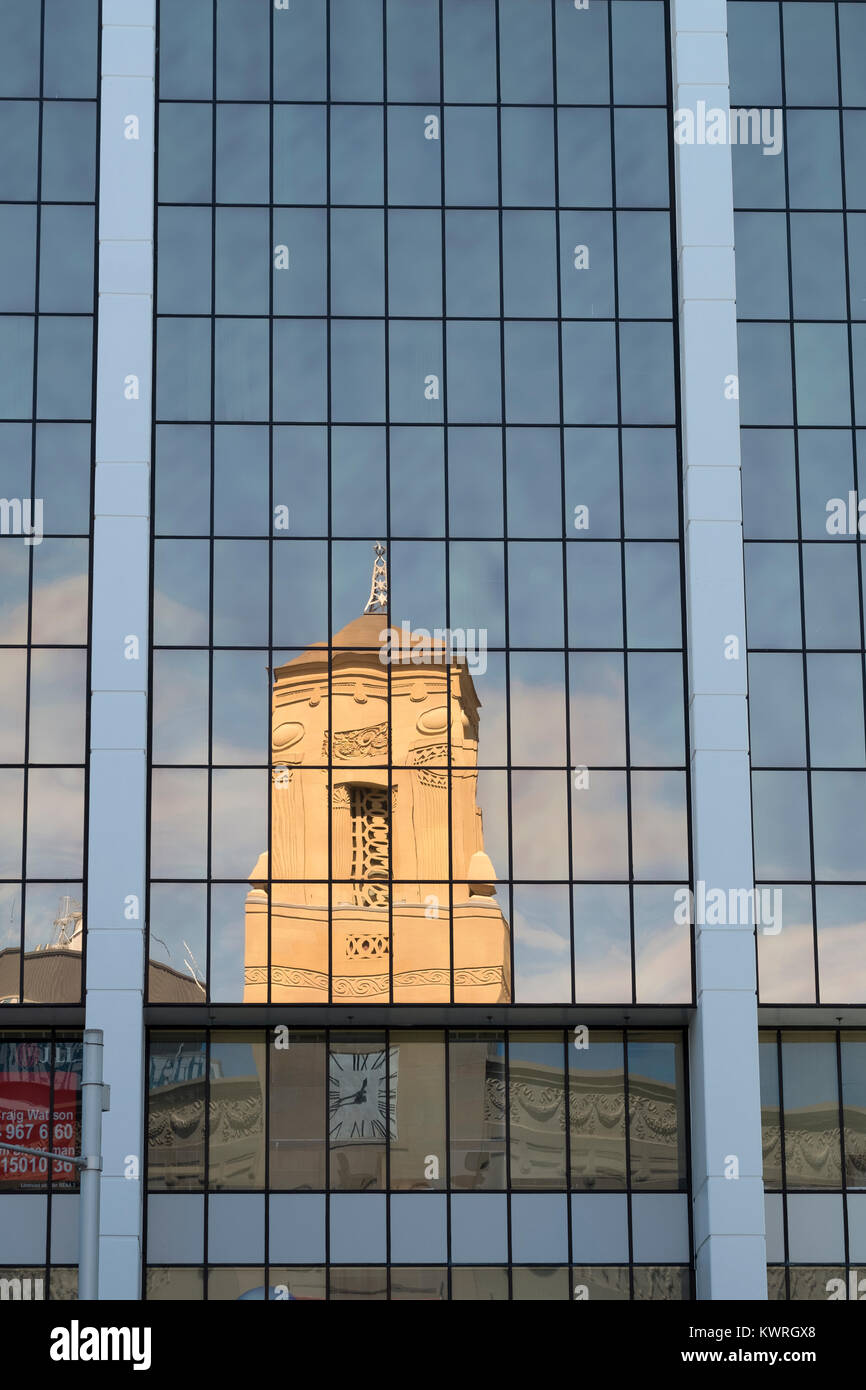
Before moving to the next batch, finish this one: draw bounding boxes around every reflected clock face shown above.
[328,1048,398,1142]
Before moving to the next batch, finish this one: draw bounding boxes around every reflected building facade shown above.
[3,0,866,1304]
[244,580,511,1004]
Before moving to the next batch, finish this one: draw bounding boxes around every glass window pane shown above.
[782,1,838,107]
[558,109,611,209]
[147,1033,207,1189]
[0,101,39,200]
[781,1032,842,1189]
[37,317,93,420]
[508,1033,566,1188]
[561,211,614,318]
[0,206,35,312]
[569,652,625,766]
[614,110,669,209]
[329,1032,389,1190]
[816,887,866,1000]
[812,772,866,880]
[156,319,212,422]
[627,652,686,766]
[444,108,498,207]
[269,1030,326,1190]
[216,0,269,99]
[572,885,630,1002]
[41,103,96,201]
[787,111,842,211]
[748,653,807,767]
[504,323,559,425]
[39,205,94,314]
[803,543,860,648]
[388,106,441,207]
[617,212,671,318]
[209,1033,266,1188]
[331,321,385,423]
[0,0,40,97]
[214,320,269,423]
[728,1,782,106]
[751,771,811,879]
[808,654,865,767]
[273,105,327,204]
[499,0,552,103]
[571,771,628,880]
[31,538,88,643]
[159,0,212,98]
[741,431,797,540]
[449,1032,506,1190]
[502,212,558,318]
[43,0,97,98]
[445,322,501,424]
[330,107,383,206]
[274,0,326,101]
[387,0,439,103]
[0,316,33,419]
[628,1033,687,1190]
[273,320,327,424]
[624,543,681,648]
[567,542,623,647]
[443,0,497,102]
[569,1029,626,1188]
[388,210,440,317]
[841,1032,866,1189]
[215,104,270,205]
[273,427,328,536]
[631,771,688,880]
[744,543,802,648]
[791,215,846,320]
[509,652,566,766]
[28,649,86,763]
[330,0,382,100]
[445,212,500,316]
[757,883,815,1005]
[159,103,212,203]
[215,207,269,315]
[388,1031,446,1191]
[734,213,789,319]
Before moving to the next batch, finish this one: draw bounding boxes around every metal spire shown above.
[363,541,388,614]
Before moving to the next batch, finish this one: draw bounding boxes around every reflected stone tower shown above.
[244,545,511,1003]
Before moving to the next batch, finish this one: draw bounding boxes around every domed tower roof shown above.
[282,612,393,669]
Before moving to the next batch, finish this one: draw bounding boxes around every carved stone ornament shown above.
[324,721,389,759]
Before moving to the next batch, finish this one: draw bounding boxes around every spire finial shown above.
[363,541,388,614]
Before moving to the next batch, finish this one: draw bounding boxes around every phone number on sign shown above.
[0,1108,76,1179]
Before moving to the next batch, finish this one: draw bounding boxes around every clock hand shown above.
[332,1079,368,1108]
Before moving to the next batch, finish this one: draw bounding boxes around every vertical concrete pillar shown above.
[670,0,767,1298]
[86,0,155,1299]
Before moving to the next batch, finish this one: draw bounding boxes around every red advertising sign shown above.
[0,1042,80,1186]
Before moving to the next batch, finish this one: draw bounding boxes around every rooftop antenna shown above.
[181,939,207,995]
[53,895,82,948]
[363,540,388,614]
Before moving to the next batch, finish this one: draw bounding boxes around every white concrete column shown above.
[671,0,767,1299]
[86,0,155,1300]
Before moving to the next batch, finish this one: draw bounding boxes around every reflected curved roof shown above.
[282,613,448,670]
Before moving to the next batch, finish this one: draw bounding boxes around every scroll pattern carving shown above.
[244,964,507,994]
[324,722,389,759]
